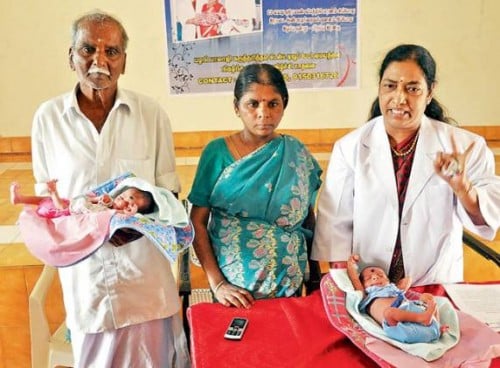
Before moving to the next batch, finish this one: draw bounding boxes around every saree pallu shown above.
[209,135,322,298]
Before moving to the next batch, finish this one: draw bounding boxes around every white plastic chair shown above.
[30,257,184,368]
[29,265,73,368]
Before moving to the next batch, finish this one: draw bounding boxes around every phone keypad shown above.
[227,327,241,335]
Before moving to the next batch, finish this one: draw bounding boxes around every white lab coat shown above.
[312,116,500,285]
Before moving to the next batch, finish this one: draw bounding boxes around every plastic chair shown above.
[29,265,73,368]
[28,193,193,366]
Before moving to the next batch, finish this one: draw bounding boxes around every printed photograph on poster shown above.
[164,0,358,95]
[170,0,263,42]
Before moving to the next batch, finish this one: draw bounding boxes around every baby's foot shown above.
[420,293,434,305]
[10,182,20,204]
[419,296,437,326]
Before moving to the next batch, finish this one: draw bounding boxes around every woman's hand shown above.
[433,134,475,195]
[213,280,254,309]
[433,134,486,225]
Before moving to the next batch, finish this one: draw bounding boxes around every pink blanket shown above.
[18,206,113,267]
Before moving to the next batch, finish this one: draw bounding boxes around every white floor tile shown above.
[0,225,21,243]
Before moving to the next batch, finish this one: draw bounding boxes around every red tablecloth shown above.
[188,290,378,368]
[188,287,499,368]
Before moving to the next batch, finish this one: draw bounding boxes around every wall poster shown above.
[165,0,358,94]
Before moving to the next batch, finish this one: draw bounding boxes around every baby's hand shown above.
[99,194,113,206]
[46,179,58,193]
[348,254,360,265]
[347,254,360,273]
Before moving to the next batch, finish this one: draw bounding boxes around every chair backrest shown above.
[29,265,74,368]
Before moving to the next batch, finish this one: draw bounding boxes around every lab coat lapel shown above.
[363,119,399,209]
[402,117,442,217]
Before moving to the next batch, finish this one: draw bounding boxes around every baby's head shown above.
[112,187,155,214]
[359,266,390,289]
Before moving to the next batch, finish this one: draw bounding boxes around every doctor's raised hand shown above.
[433,135,486,225]
[312,44,500,286]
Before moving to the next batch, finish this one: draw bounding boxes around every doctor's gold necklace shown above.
[391,131,419,158]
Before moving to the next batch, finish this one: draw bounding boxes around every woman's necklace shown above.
[228,134,244,159]
[228,132,260,159]
[391,131,419,158]
[227,132,277,160]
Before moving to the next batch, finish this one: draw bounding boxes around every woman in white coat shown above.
[312,44,500,285]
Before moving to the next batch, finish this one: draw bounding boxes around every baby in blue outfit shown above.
[347,254,446,344]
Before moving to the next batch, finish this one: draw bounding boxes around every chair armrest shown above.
[463,231,500,267]
[29,265,57,366]
[178,247,192,296]
[179,200,193,296]
[304,260,322,295]
[304,230,321,294]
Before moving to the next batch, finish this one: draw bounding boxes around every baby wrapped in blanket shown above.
[15,173,193,266]
[325,254,460,362]
[348,254,446,344]
[321,269,500,366]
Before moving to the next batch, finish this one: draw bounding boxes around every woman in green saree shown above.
[188,63,322,308]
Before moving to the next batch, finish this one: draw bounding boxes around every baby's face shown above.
[113,188,149,213]
[360,267,390,288]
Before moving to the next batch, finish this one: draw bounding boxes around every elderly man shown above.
[31,10,190,367]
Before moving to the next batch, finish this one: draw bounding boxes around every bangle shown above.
[213,280,225,294]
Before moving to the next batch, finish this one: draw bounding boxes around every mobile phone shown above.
[224,317,248,340]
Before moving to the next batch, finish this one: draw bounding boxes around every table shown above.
[188,290,378,368]
[188,284,500,368]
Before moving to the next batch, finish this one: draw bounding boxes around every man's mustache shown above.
[88,65,111,76]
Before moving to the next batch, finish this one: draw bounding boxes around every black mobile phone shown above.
[224,317,249,340]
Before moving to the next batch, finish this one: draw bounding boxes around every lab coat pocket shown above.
[424,181,454,226]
